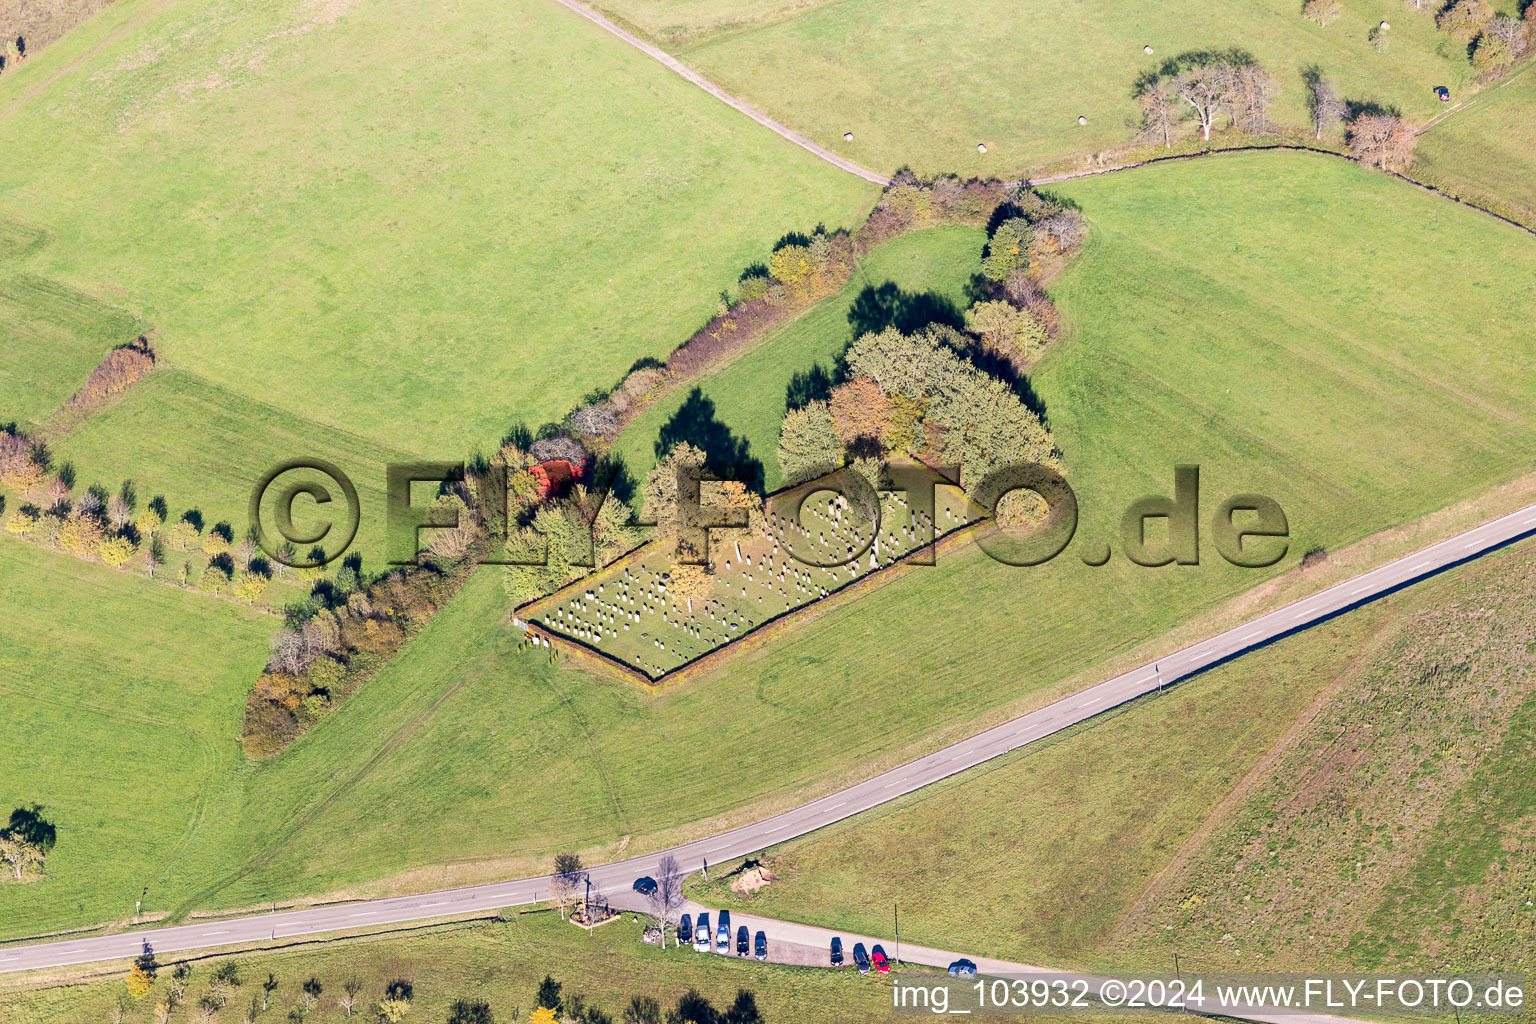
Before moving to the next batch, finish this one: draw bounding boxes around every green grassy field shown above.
[1416,64,1536,229]
[611,224,985,493]
[0,539,273,941]
[0,0,876,460]
[8,153,1536,946]
[0,274,146,428]
[0,913,906,1024]
[49,367,417,565]
[669,0,1485,177]
[693,541,1536,978]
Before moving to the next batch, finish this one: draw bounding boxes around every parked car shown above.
[736,925,750,956]
[830,937,844,966]
[694,913,711,952]
[716,910,731,953]
[853,942,871,974]
[632,876,657,896]
[678,914,691,949]
[1435,85,1451,102]
[754,930,768,961]
[948,958,978,977]
[871,944,890,974]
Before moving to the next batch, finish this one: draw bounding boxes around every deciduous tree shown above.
[776,400,840,484]
[1347,112,1419,170]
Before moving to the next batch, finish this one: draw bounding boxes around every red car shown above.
[871,945,891,974]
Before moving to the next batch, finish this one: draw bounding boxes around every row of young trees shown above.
[0,425,281,600]
[124,954,410,1023]
[532,974,765,1024]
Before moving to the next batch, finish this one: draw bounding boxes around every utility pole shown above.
[893,903,900,963]
[1155,661,1163,692]
[136,886,147,920]
[584,878,592,932]
[1173,952,1180,982]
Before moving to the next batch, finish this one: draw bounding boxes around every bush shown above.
[66,337,154,410]
[1303,0,1341,25]
[1472,32,1515,74]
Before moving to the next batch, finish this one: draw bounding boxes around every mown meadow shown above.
[693,540,1536,979]
[31,152,1528,937]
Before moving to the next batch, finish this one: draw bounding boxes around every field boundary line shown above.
[541,0,891,185]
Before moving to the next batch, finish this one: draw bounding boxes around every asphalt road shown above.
[4,502,1535,984]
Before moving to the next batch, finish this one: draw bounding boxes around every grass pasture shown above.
[693,541,1536,977]
[1416,64,1536,230]
[195,153,1536,918]
[0,539,272,941]
[673,0,1484,177]
[8,153,1536,951]
[48,367,417,566]
[0,0,877,460]
[0,274,146,428]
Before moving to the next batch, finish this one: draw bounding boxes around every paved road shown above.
[5,500,1534,980]
[546,0,891,185]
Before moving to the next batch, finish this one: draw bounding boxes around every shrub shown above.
[529,435,586,466]
[1303,0,1342,25]
[736,275,769,302]
[767,244,816,287]
[66,337,154,410]
[1034,209,1087,252]
[99,535,137,568]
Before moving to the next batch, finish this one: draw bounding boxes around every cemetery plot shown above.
[527,486,981,679]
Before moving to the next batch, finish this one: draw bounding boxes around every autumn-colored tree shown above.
[99,535,137,568]
[767,244,815,287]
[1438,0,1494,40]
[202,529,231,557]
[234,571,268,604]
[1137,81,1179,147]
[4,508,35,535]
[528,1009,559,1024]
[57,515,106,558]
[0,831,43,880]
[169,519,200,550]
[828,376,896,447]
[1472,31,1515,74]
[965,300,1050,360]
[1347,113,1419,170]
[126,954,158,998]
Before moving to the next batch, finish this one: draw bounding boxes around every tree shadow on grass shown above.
[847,282,965,338]
[655,388,764,492]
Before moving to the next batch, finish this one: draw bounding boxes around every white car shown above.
[693,913,711,952]
[716,909,731,953]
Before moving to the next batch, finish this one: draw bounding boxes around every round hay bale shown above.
[1077,115,1088,126]
[977,143,987,153]
[843,132,853,141]
[1144,44,1153,54]
[1380,20,1389,29]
